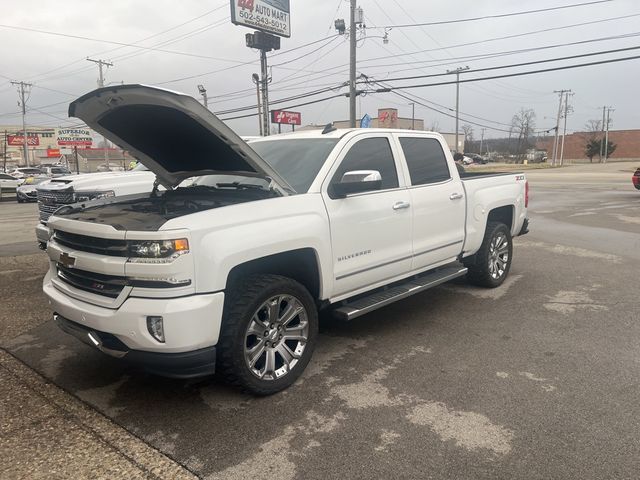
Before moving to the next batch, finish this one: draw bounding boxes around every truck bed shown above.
[460,171,524,180]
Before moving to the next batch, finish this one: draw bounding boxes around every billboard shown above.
[56,128,93,147]
[271,109,301,125]
[231,0,291,38]
[7,134,39,146]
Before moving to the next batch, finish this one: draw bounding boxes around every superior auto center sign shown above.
[56,128,93,147]
[231,0,291,38]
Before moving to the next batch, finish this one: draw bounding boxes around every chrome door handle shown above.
[449,193,464,200]
[393,201,411,210]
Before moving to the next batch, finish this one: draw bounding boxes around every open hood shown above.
[69,84,292,194]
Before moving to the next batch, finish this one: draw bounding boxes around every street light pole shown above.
[447,66,469,153]
[197,85,208,109]
[252,74,263,136]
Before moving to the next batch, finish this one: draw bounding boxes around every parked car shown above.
[633,167,640,190]
[16,176,50,203]
[9,167,44,179]
[43,85,529,395]
[41,166,72,177]
[0,173,21,190]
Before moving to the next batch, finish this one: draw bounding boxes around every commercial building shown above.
[536,129,640,163]
[301,108,465,152]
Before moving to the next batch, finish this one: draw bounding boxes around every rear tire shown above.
[464,222,512,288]
[216,274,318,395]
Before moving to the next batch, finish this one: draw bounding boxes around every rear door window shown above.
[400,137,451,186]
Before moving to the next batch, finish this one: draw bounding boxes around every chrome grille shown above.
[37,189,74,222]
[54,230,129,257]
[56,264,127,298]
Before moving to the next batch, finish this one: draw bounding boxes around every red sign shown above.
[271,110,302,125]
[7,135,39,146]
[47,148,61,158]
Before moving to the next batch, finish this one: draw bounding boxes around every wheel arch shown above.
[226,248,322,301]
[486,204,514,232]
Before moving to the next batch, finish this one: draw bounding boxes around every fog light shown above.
[147,316,165,343]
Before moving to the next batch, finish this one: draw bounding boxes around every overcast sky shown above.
[1,0,638,139]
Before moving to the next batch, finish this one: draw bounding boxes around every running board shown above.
[332,265,468,321]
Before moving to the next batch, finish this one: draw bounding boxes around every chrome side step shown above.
[332,265,468,321]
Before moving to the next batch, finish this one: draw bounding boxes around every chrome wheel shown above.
[488,232,509,280]
[244,295,309,381]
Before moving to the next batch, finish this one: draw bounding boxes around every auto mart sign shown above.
[56,128,93,147]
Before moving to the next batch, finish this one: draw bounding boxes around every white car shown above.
[43,85,529,394]
[0,173,21,189]
[9,167,44,179]
[34,164,156,247]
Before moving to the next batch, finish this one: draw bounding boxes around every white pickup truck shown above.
[35,165,155,248]
[43,85,529,394]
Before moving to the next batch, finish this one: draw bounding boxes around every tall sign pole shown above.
[260,49,270,136]
[231,0,290,136]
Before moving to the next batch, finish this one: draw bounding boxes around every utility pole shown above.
[559,91,574,166]
[87,58,113,170]
[252,74,263,136]
[87,58,113,89]
[599,106,607,162]
[551,89,570,167]
[10,81,33,167]
[480,128,486,155]
[447,66,469,153]
[604,107,614,163]
[349,0,357,128]
[409,103,415,130]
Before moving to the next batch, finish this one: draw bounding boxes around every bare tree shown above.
[511,108,536,160]
[428,120,440,132]
[461,124,474,143]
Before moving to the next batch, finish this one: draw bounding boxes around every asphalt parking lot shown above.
[1,162,638,479]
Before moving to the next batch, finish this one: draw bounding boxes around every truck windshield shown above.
[249,138,339,193]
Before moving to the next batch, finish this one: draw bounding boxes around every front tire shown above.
[464,222,513,288]
[217,274,318,395]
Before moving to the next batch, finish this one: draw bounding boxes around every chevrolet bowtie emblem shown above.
[59,252,76,268]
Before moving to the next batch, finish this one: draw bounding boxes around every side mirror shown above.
[331,170,382,198]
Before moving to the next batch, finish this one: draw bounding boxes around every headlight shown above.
[128,238,189,262]
[75,190,115,202]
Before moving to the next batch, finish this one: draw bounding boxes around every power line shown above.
[384,53,640,91]
[361,44,640,85]
[376,0,614,28]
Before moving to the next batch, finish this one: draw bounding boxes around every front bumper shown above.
[55,314,217,378]
[17,191,37,202]
[44,270,225,353]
